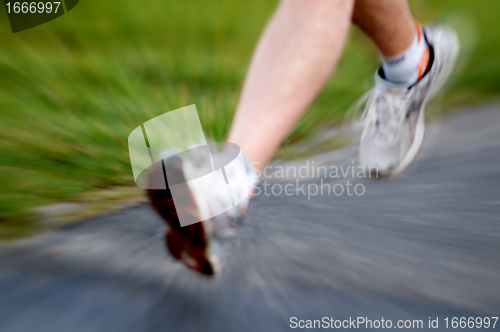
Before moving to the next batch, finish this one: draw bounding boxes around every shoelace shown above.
[363,85,410,142]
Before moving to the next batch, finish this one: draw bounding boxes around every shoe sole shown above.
[147,156,218,276]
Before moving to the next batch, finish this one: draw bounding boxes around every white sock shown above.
[381,22,430,86]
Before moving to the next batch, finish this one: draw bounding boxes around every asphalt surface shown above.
[1,104,499,331]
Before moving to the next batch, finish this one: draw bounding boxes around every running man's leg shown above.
[353,0,459,176]
[228,0,354,171]
[150,0,356,276]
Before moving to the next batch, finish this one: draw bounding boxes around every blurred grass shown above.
[0,0,499,237]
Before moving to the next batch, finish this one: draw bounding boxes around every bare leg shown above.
[352,0,415,56]
[228,0,354,170]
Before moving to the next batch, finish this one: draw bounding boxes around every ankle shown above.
[381,21,430,86]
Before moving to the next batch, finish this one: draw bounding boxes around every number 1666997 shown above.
[6,2,61,14]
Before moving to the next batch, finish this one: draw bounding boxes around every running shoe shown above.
[359,25,460,177]
[147,144,255,275]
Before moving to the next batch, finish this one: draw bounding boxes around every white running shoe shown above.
[359,25,460,178]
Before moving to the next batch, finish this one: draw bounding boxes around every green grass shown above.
[1,0,500,237]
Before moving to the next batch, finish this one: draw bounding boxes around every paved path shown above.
[1,104,499,331]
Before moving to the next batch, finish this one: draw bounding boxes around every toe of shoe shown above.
[359,141,401,177]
